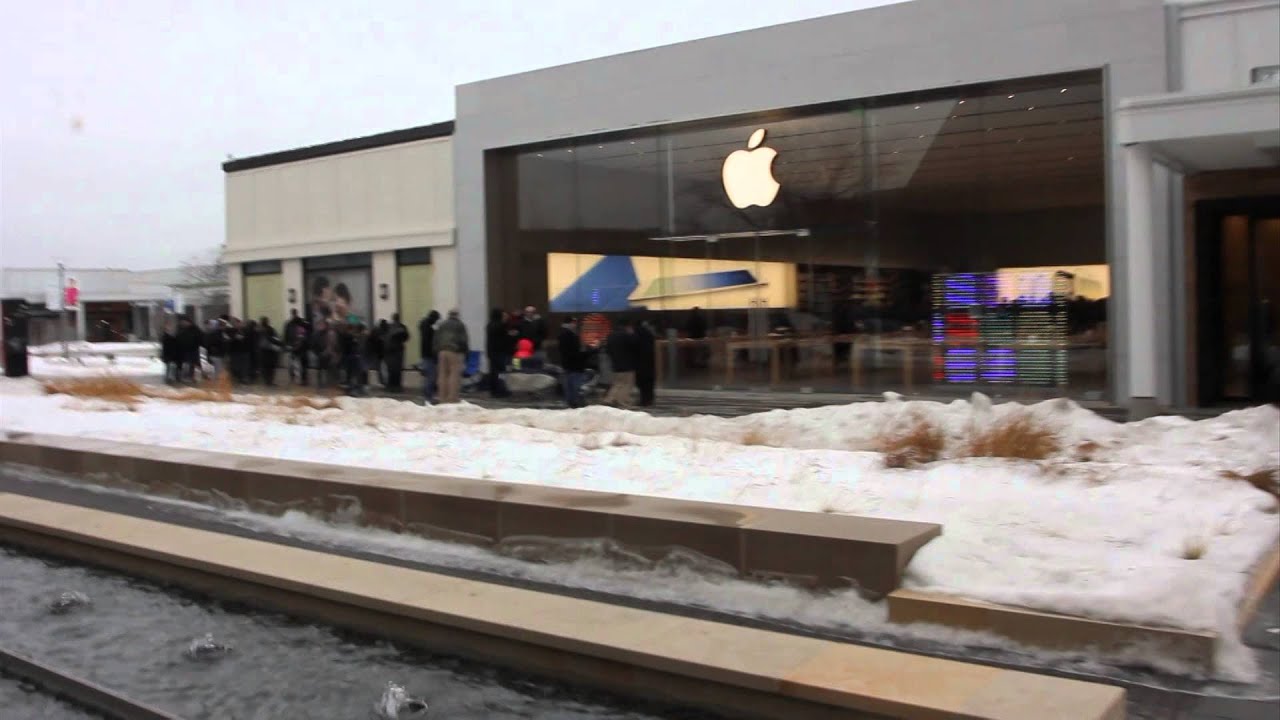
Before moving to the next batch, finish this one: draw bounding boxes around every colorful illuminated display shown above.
[547,252,797,313]
[931,270,1070,386]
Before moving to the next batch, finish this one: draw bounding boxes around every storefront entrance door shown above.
[1196,197,1280,405]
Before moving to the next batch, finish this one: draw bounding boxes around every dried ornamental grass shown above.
[40,376,143,404]
[1222,468,1280,498]
[966,412,1060,460]
[877,412,945,468]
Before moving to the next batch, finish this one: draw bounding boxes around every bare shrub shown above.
[876,413,945,468]
[41,377,143,405]
[274,393,341,411]
[1074,440,1101,462]
[1181,535,1208,560]
[966,412,1060,460]
[1222,468,1280,498]
[739,427,770,446]
[149,372,234,404]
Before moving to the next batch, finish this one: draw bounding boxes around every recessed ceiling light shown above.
[892,150,900,154]
[1060,88,1068,93]
[598,145,604,149]
[567,149,573,153]
[629,141,636,145]
[914,105,921,110]
[536,153,543,157]
[1007,94,1015,99]
[1027,106,1036,110]
[1067,156,1075,161]
[958,100,966,104]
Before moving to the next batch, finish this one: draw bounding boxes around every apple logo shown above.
[721,128,780,209]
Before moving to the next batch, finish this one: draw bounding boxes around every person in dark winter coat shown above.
[344,323,369,396]
[518,306,548,354]
[240,319,258,384]
[418,310,440,402]
[433,310,469,405]
[370,320,387,386]
[284,309,311,385]
[634,319,657,407]
[225,318,248,382]
[257,317,281,386]
[311,320,338,388]
[160,322,180,384]
[383,313,410,392]
[602,320,638,408]
[203,319,228,381]
[486,308,515,398]
[558,317,587,408]
[177,316,203,383]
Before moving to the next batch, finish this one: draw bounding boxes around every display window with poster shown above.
[303,254,373,327]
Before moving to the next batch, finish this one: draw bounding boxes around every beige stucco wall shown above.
[224,137,454,264]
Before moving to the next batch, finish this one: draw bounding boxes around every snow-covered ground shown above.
[12,341,166,379]
[1,377,1277,679]
[28,341,159,357]
[22,355,167,379]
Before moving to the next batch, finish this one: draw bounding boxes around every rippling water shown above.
[0,676,100,719]
[0,546,717,720]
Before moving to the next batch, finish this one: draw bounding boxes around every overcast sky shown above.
[0,0,902,271]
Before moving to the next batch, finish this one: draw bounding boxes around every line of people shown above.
[161,305,659,409]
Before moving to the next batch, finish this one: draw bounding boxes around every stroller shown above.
[463,349,600,401]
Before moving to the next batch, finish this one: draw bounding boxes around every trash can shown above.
[3,332,29,377]
[3,310,31,376]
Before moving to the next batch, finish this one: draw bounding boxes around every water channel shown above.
[1,463,1276,720]
[0,546,716,720]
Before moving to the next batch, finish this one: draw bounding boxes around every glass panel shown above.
[1253,218,1280,396]
[488,71,1107,398]
[398,263,433,368]
[1221,215,1252,398]
[243,273,283,326]
[303,268,372,326]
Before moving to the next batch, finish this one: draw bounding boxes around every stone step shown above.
[0,493,1128,720]
[2,432,940,596]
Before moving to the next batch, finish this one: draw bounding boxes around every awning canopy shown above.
[1116,84,1279,171]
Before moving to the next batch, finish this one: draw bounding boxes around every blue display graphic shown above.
[549,255,639,312]
[550,256,765,313]
[632,270,762,301]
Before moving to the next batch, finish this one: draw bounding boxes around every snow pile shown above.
[28,341,159,357]
[24,355,166,379]
[1,378,1277,678]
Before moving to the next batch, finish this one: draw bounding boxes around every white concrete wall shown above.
[430,245,459,315]
[372,251,397,322]
[225,137,454,264]
[281,258,303,319]
[227,264,244,320]
[1174,0,1280,91]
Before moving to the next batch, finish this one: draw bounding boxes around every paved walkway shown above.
[238,370,1137,420]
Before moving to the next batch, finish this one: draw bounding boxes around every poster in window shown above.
[305,268,372,326]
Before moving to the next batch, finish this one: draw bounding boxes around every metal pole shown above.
[58,262,68,359]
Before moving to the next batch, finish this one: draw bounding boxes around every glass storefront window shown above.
[488,70,1108,398]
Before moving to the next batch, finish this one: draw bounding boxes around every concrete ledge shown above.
[0,432,941,595]
[0,493,1127,720]
[1238,544,1280,633]
[886,589,1218,671]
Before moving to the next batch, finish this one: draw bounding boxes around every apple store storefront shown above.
[484,70,1109,398]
